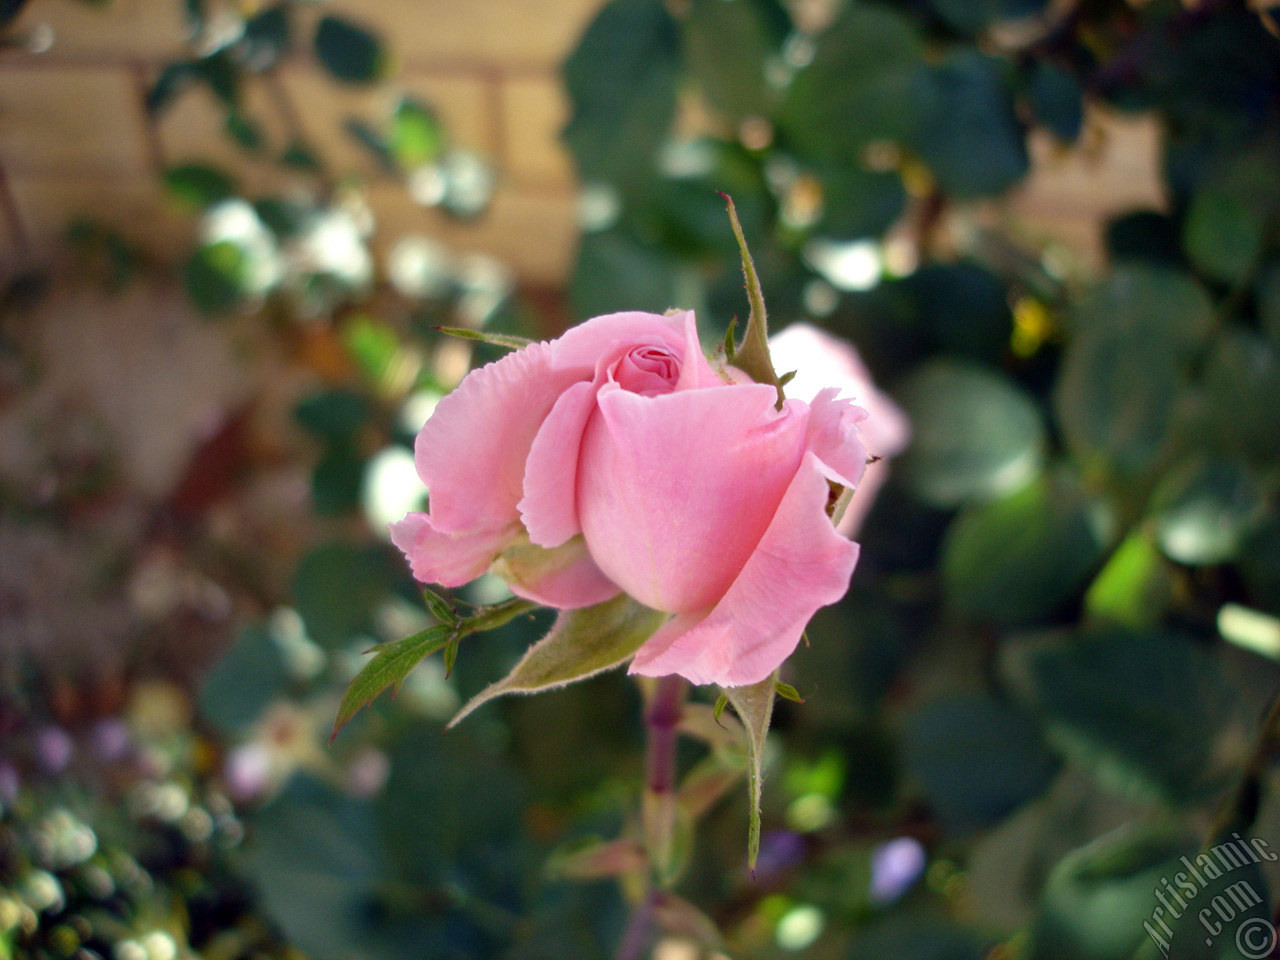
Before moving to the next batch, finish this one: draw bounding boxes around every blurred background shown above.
[2,0,1280,958]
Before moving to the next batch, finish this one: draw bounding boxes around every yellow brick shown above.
[9,175,195,261]
[367,183,576,286]
[0,66,152,177]
[328,0,603,69]
[8,0,187,60]
[278,66,494,178]
[500,76,575,190]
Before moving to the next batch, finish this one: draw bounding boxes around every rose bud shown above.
[391,310,870,687]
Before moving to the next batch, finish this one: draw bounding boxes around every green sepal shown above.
[723,671,779,874]
[720,192,781,402]
[433,326,533,350]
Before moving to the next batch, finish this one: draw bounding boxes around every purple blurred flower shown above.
[869,836,926,905]
[36,726,73,774]
[91,718,132,762]
[753,829,807,882]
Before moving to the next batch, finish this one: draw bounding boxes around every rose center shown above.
[611,345,681,396]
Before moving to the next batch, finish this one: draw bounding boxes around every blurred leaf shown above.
[390,97,444,169]
[0,0,30,28]
[1028,60,1084,142]
[562,0,680,185]
[779,2,926,159]
[1054,331,1182,481]
[652,892,723,951]
[1256,260,1280,349]
[342,315,400,384]
[1184,182,1266,287]
[281,141,321,171]
[901,692,1059,833]
[163,163,236,210]
[311,445,365,515]
[314,15,387,85]
[1202,328,1280,466]
[1240,518,1280,615]
[295,388,370,443]
[680,0,780,124]
[816,166,907,241]
[194,52,238,105]
[1150,457,1263,566]
[929,0,1049,34]
[293,541,393,648]
[238,776,418,960]
[448,595,667,727]
[943,474,1105,626]
[199,625,289,735]
[332,625,452,740]
[571,227,680,320]
[240,3,290,70]
[256,196,311,237]
[848,913,984,960]
[184,241,246,315]
[723,671,777,873]
[904,261,1013,363]
[1084,531,1172,629]
[548,837,647,880]
[344,117,396,172]
[1033,823,1194,960]
[1003,627,1240,804]
[916,51,1028,198]
[146,62,195,114]
[896,360,1046,507]
[1070,265,1214,356]
[677,753,743,822]
[224,109,264,151]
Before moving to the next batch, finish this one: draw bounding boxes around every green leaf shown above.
[183,241,246,315]
[1054,330,1182,482]
[562,0,680,185]
[331,625,452,740]
[224,109,264,151]
[1028,60,1084,142]
[816,165,907,241]
[447,595,668,727]
[901,692,1059,833]
[1084,531,1172,629]
[774,681,803,703]
[146,62,195,114]
[293,541,391,648]
[391,97,444,169]
[344,117,396,172]
[1184,183,1266,287]
[1150,457,1264,566]
[1,0,31,29]
[723,671,778,873]
[942,474,1105,626]
[678,753,744,821]
[680,0,780,124]
[314,15,387,85]
[896,360,1046,507]
[1257,260,1280,349]
[1069,265,1214,357]
[778,2,927,160]
[547,837,647,880]
[1002,627,1242,804]
[712,692,729,724]
[1203,328,1280,466]
[420,587,456,625]
[294,388,370,443]
[570,227,681,321]
[240,4,290,70]
[929,0,1049,35]
[723,192,779,397]
[433,325,533,350]
[163,163,236,210]
[310,446,365,515]
[199,625,289,735]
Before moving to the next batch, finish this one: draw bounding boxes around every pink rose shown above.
[768,324,911,537]
[390,310,870,687]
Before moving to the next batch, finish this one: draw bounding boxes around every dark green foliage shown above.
[314,15,386,84]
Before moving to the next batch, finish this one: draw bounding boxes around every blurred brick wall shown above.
[0,0,602,285]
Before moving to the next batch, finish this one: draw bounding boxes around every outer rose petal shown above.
[518,380,599,547]
[491,535,620,609]
[628,452,860,686]
[415,341,582,534]
[389,513,518,587]
[578,383,808,613]
[806,388,869,489]
[550,310,690,370]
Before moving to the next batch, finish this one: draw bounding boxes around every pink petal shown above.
[578,383,808,613]
[389,513,518,587]
[806,387,869,489]
[493,536,621,609]
[629,452,860,686]
[518,380,598,547]
[550,310,690,371]
[416,341,582,534]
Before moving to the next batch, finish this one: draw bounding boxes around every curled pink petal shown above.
[415,341,581,535]
[389,513,518,587]
[629,452,860,687]
[519,380,599,548]
[806,388,869,489]
[550,310,689,371]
